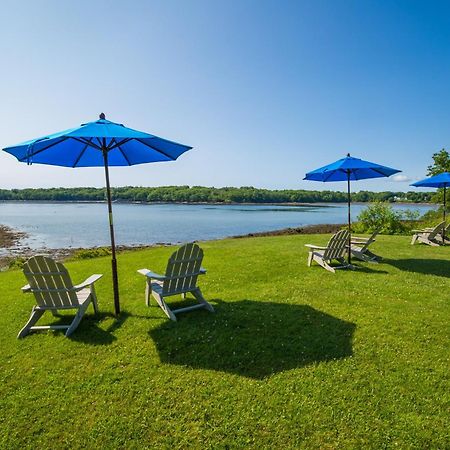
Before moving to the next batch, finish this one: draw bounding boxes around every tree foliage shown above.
[427,148,450,175]
[426,149,450,206]
[0,186,433,204]
[354,202,419,235]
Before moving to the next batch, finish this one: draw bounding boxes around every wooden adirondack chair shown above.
[423,222,450,245]
[350,229,381,262]
[18,255,102,338]
[137,243,214,321]
[411,221,445,247]
[305,229,351,273]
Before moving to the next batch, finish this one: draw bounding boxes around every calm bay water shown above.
[0,201,435,250]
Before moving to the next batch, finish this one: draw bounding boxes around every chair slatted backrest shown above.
[361,229,379,252]
[429,221,445,239]
[163,243,204,295]
[23,256,79,308]
[323,229,349,261]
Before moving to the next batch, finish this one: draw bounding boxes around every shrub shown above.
[73,247,111,260]
[354,202,419,235]
[7,257,26,270]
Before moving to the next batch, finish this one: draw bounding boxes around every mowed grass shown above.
[0,234,449,449]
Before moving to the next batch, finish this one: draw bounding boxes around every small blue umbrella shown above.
[411,172,450,243]
[304,153,401,263]
[3,113,192,315]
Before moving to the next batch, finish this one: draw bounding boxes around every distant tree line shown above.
[0,186,433,203]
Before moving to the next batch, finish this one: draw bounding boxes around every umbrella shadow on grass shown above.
[385,258,450,278]
[149,299,356,379]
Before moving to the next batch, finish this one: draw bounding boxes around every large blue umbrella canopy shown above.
[411,172,450,243]
[2,114,193,315]
[410,172,450,189]
[304,153,401,263]
[3,115,191,167]
[304,154,401,182]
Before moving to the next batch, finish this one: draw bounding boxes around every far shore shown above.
[0,199,436,207]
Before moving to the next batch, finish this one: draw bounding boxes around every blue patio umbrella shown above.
[411,172,450,244]
[304,153,401,263]
[3,113,192,315]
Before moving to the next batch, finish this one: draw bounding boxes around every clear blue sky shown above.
[1,0,449,192]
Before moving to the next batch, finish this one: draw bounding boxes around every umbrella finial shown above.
[347,153,351,157]
[99,112,106,120]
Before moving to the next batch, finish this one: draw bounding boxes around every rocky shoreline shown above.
[0,225,27,250]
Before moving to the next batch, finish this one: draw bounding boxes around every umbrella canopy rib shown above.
[19,137,68,162]
[118,145,132,166]
[135,138,176,161]
[71,136,103,151]
[72,138,93,167]
[107,138,132,151]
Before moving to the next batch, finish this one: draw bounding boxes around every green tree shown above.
[427,148,450,175]
[426,149,450,207]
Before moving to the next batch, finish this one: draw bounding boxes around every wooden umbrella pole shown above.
[102,147,121,316]
[347,170,351,264]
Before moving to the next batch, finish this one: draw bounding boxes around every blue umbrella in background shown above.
[304,153,401,263]
[411,172,450,244]
[3,113,192,315]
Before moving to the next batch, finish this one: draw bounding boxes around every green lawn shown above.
[0,235,449,448]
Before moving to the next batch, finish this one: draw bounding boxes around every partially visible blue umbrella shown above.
[3,114,192,315]
[304,153,401,263]
[411,172,450,244]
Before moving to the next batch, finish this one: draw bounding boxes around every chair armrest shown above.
[137,268,167,280]
[74,274,103,290]
[21,284,31,293]
[199,267,207,275]
[351,238,371,244]
[305,244,327,250]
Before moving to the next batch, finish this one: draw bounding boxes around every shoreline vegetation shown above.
[0,185,434,204]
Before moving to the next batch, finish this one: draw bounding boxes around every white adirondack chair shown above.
[18,255,102,338]
[137,243,214,321]
[350,229,381,262]
[305,229,351,273]
[411,221,445,247]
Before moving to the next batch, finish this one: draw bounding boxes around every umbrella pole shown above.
[102,148,121,316]
[347,171,351,264]
[443,184,447,245]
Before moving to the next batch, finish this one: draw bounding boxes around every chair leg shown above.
[411,235,418,245]
[65,302,89,337]
[90,286,99,315]
[17,307,45,339]
[191,288,215,313]
[145,279,151,307]
[307,251,313,267]
[314,255,335,273]
[153,292,177,321]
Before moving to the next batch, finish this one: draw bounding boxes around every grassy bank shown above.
[0,234,449,448]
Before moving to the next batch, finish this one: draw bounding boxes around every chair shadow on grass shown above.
[385,258,450,278]
[149,299,356,379]
[47,311,131,345]
[349,264,389,274]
